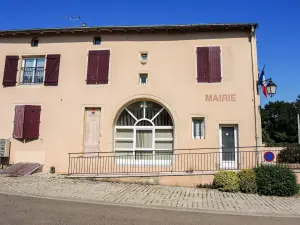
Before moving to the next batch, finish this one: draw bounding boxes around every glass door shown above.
[220,126,238,169]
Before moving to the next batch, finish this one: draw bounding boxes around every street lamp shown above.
[266,79,277,97]
[257,78,277,98]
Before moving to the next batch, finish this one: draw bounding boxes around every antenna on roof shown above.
[66,16,86,27]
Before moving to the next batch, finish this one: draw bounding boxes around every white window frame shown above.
[139,73,148,85]
[140,51,148,64]
[115,101,173,165]
[192,117,205,139]
[93,36,101,45]
[20,57,45,85]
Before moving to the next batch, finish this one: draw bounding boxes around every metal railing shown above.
[20,67,44,84]
[68,147,298,176]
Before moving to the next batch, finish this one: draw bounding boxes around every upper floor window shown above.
[139,73,148,85]
[31,38,39,47]
[196,46,221,83]
[2,54,61,87]
[93,37,101,45]
[140,52,148,64]
[20,57,45,85]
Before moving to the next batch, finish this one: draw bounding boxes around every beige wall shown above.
[0,30,261,173]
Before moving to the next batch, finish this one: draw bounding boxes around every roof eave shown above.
[0,23,258,37]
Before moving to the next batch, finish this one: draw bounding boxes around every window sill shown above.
[19,83,44,85]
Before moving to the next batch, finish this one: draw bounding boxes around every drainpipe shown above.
[250,25,260,167]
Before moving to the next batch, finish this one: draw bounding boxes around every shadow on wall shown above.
[0,31,250,44]
[14,138,38,144]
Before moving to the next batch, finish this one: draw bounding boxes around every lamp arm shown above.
[257,78,272,86]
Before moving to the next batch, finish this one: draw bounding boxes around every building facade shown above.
[0,24,262,175]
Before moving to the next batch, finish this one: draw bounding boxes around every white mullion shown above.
[153,149,173,151]
[135,148,153,151]
[154,138,173,141]
[133,127,136,157]
[116,126,134,129]
[21,59,26,83]
[151,108,164,121]
[152,127,155,160]
[155,126,173,129]
[32,59,37,83]
[143,101,146,119]
[115,148,134,151]
[114,127,117,152]
[134,126,153,129]
[125,108,138,122]
[115,138,134,141]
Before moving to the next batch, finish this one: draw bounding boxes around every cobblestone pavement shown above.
[0,173,299,215]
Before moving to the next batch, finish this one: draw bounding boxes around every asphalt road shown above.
[0,193,299,225]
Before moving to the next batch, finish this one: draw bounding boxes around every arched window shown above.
[115,100,173,164]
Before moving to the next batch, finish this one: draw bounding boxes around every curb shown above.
[0,191,300,218]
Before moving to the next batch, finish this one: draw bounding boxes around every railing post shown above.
[68,153,70,175]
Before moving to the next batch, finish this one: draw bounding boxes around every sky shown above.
[0,0,299,105]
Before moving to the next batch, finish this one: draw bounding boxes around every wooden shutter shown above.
[86,50,110,84]
[197,47,209,82]
[2,56,19,87]
[44,54,60,86]
[86,51,99,84]
[23,105,41,139]
[197,47,221,83]
[97,50,110,84]
[13,105,25,138]
[208,47,221,82]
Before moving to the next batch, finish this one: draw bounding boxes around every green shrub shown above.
[277,144,300,164]
[237,169,257,194]
[255,165,299,196]
[213,171,239,192]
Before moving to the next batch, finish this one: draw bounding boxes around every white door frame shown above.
[219,125,238,169]
[83,108,101,153]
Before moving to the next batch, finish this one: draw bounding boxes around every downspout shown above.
[249,25,260,166]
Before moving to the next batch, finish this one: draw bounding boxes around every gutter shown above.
[249,25,260,165]
[0,23,258,37]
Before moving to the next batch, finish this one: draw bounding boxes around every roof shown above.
[0,23,258,37]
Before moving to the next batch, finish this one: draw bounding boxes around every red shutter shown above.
[23,105,41,139]
[13,105,25,138]
[44,54,60,86]
[86,50,110,85]
[209,47,221,83]
[2,56,19,87]
[97,50,110,84]
[86,51,99,84]
[196,47,209,83]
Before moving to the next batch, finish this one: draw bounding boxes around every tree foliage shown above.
[261,95,299,145]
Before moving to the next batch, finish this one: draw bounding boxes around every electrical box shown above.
[0,139,10,157]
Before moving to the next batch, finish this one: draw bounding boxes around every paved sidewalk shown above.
[0,173,299,215]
